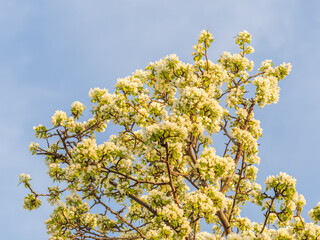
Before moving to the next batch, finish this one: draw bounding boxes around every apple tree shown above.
[20,30,320,240]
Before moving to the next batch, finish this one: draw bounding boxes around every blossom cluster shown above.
[309,202,320,223]
[197,147,234,184]
[70,101,86,119]
[192,30,214,61]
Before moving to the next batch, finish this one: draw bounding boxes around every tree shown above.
[20,30,320,240]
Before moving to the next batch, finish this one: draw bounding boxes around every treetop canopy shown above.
[20,30,320,240]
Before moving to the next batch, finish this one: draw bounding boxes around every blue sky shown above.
[1,1,320,239]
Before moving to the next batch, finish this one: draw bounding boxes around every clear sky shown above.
[2,1,320,239]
